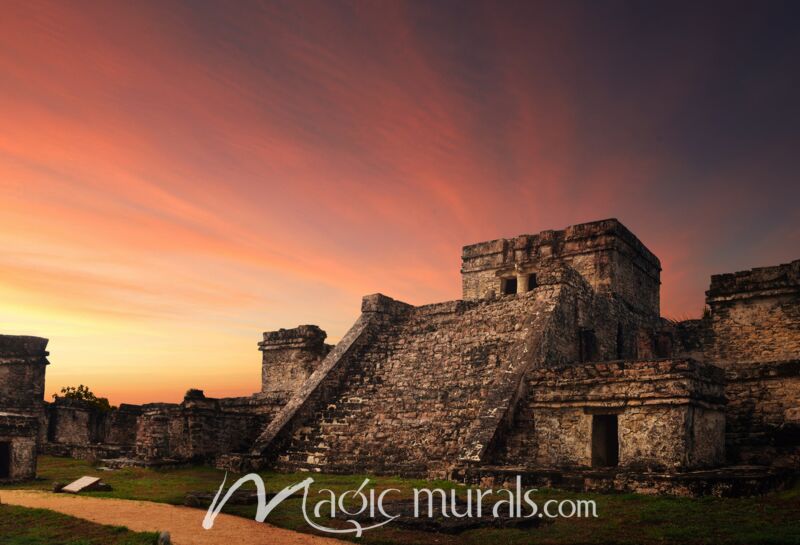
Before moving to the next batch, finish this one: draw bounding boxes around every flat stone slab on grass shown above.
[62,476,101,494]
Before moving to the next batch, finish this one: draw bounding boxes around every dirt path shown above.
[0,489,343,545]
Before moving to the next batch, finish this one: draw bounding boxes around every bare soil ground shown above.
[0,489,342,545]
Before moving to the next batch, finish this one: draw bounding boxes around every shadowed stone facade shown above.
[19,219,800,494]
[704,260,800,468]
[526,360,726,471]
[0,335,49,481]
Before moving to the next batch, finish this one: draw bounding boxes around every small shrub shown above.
[52,385,113,412]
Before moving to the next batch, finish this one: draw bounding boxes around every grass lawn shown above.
[0,503,158,545]
[2,456,799,545]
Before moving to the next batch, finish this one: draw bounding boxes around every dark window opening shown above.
[579,328,597,362]
[591,415,619,467]
[501,277,517,295]
[616,323,625,359]
[0,442,10,479]
[526,274,537,291]
[654,333,672,358]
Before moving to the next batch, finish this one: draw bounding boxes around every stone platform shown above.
[459,465,795,497]
[98,457,189,470]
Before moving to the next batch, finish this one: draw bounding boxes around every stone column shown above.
[516,273,529,294]
[259,325,330,395]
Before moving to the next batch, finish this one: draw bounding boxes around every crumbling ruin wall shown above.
[673,319,706,361]
[133,391,278,463]
[105,404,143,446]
[689,405,728,467]
[704,260,800,467]
[41,392,281,464]
[134,403,181,461]
[260,325,331,397]
[42,323,320,465]
[45,399,103,445]
[0,336,48,411]
[0,413,38,481]
[41,400,142,460]
[42,324,318,465]
[724,360,800,467]
[705,260,800,364]
[0,335,48,481]
[527,360,726,471]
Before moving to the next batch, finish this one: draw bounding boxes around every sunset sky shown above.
[1,1,799,404]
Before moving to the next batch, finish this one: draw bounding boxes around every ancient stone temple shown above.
[0,335,49,481]
[27,219,800,495]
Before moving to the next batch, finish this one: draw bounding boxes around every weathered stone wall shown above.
[620,406,691,469]
[526,360,726,471]
[461,219,661,318]
[41,400,142,459]
[0,412,38,481]
[689,405,727,468]
[673,319,706,361]
[0,335,47,481]
[7,436,37,480]
[41,368,300,465]
[531,408,591,467]
[46,401,96,445]
[260,325,331,396]
[134,403,180,461]
[133,391,279,463]
[104,404,142,446]
[702,260,800,467]
[705,260,800,365]
[0,335,48,410]
[724,360,800,467]
[528,405,703,470]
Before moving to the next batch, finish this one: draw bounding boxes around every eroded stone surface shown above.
[0,334,48,481]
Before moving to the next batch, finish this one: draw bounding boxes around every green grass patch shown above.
[0,504,158,545]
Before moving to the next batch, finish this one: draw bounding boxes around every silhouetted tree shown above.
[53,384,113,412]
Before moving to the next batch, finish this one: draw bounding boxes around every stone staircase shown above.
[272,291,561,477]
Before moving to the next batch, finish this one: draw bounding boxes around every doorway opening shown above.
[591,415,619,467]
[0,442,11,479]
[501,277,517,295]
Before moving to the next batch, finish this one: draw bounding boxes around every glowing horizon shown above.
[1,1,798,404]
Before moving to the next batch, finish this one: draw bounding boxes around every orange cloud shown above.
[1,0,797,403]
